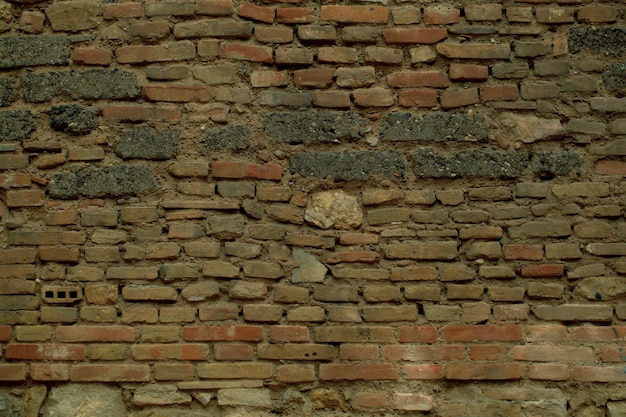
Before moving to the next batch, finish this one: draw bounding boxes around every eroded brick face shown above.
[1,0,626,415]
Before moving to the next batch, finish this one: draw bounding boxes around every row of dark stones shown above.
[47,147,580,199]
[0,28,625,69]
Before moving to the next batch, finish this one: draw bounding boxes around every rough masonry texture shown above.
[1,0,626,416]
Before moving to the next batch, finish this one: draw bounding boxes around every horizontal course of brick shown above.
[1,0,626,415]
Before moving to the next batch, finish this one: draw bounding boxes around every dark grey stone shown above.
[603,62,626,95]
[0,110,36,141]
[49,104,99,135]
[264,111,370,144]
[530,150,582,179]
[200,125,250,154]
[0,34,70,69]
[116,126,179,160]
[0,78,19,107]
[380,112,490,142]
[23,69,139,102]
[569,27,626,56]
[290,150,406,180]
[413,148,528,178]
[49,165,159,199]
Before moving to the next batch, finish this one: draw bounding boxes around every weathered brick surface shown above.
[0,1,624,412]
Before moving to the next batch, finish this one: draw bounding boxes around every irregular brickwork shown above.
[1,0,626,416]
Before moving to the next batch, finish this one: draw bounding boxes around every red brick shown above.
[481,85,519,101]
[600,346,625,362]
[0,325,10,341]
[527,325,568,342]
[143,85,211,102]
[383,345,463,361]
[71,365,150,382]
[446,363,523,380]
[573,366,626,382]
[251,70,289,87]
[398,326,437,343]
[353,88,394,107]
[520,264,564,278]
[102,105,181,122]
[340,344,379,360]
[220,43,273,63]
[440,88,479,109]
[423,5,460,25]
[56,326,135,342]
[382,28,447,44]
[442,325,523,342]
[214,343,254,360]
[321,5,389,23]
[197,0,234,16]
[103,2,142,19]
[73,48,112,66]
[352,391,389,410]
[255,26,293,43]
[449,63,488,81]
[387,71,449,88]
[399,90,438,107]
[294,68,333,88]
[0,364,27,381]
[404,364,442,379]
[184,325,263,341]
[116,41,195,63]
[503,244,543,260]
[572,326,626,341]
[596,160,626,176]
[5,344,85,360]
[31,364,69,381]
[469,344,507,360]
[131,344,209,361]
[513,345,593,362]
[529,363,569,381]
[7,190,44,207]
[313,91,351,108]
[270,325,309,342]
[276,7,315,24]
[0,173,31,188]
[237,2,274,23]
[319,364,398,380]
[212,161,282,180]
[393,393,433,411]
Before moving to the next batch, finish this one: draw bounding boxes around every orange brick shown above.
[31,364,69,381]
[184,325,263,341]
[73,48,112,66]
[197,0,234,16]
[399,90,438,107]
[449,63,488,81]
[276,7,315,24]
[103,2,142,19]
[7,190,44,207]
[404,364,442,379]
[102,105,181,122]
[387,71,449,88]
[237,2,274,23]
[481,85,519,101]
[143,85,211,102]
[220,43,273,63]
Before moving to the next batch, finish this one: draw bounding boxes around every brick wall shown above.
[1,0,626,415]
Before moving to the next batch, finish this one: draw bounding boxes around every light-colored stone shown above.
[133,384,192,407]
[24,385,47,417]
[181,282,219,301]
[46,1,100,32]
[217,389,272,408]
[292,249,327,283]
[305,191,362,230]
[495,113,564,144]
[42,384,126,417]
[575,276,626,300]
[608,402,626,417]
[0,391,23,417]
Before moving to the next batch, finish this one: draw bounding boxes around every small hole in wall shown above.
[57,291,66,298]
[45,291,53,298]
